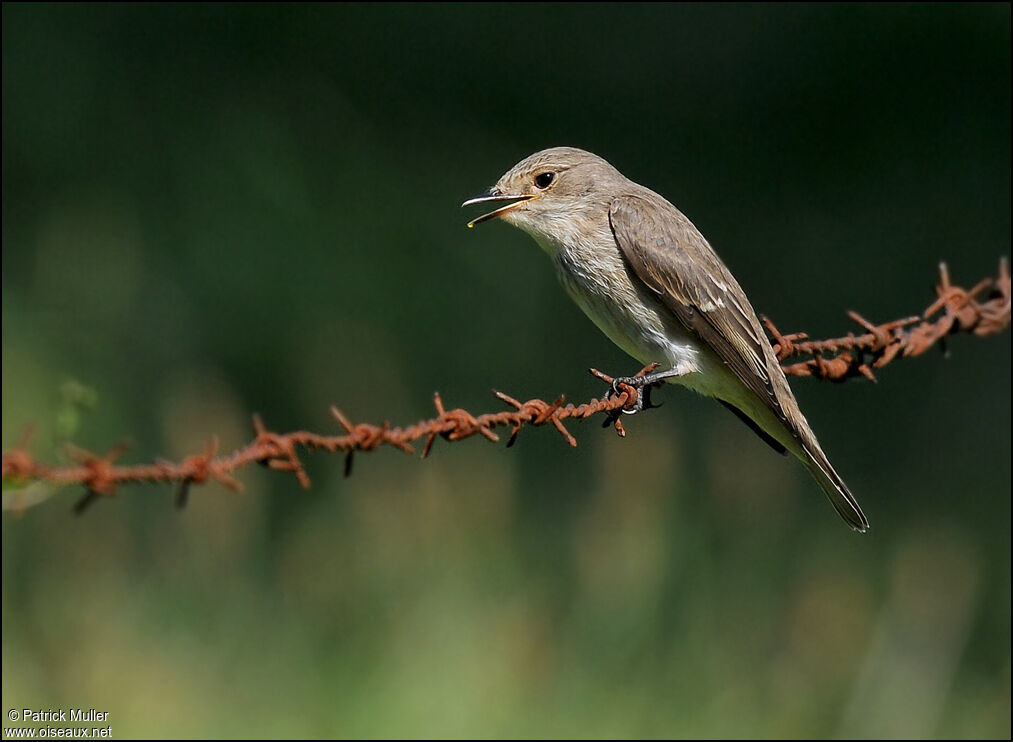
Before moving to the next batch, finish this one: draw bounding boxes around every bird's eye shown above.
[534,172,555,189]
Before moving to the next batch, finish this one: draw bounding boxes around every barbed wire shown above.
[2,260,1008,513]
[771,260,1010,380]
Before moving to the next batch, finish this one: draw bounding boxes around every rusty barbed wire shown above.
[768,260,1010,381]
[2,260,1008,512]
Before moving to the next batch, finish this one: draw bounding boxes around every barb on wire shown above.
[1,260,1008,512]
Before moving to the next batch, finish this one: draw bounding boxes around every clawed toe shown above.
[640,383,663,411]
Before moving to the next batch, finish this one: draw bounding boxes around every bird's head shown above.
[463,147,624,245]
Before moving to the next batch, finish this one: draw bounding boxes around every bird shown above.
[463,146,869,532]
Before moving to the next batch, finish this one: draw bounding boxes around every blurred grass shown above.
[2,4,1010,738]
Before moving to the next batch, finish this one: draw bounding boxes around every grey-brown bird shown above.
[463,147,869,531]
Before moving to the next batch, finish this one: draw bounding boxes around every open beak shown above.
[462,192,538,228]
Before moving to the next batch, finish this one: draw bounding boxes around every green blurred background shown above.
[2,4,1009,738]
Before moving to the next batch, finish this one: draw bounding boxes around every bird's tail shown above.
[801,448,869,532]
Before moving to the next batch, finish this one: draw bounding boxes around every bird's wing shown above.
[609,194,790,431]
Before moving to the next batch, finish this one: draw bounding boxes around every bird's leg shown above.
[612,367,684,414]
[592,363,682,415]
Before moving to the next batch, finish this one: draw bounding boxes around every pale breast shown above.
[551,232,703,377]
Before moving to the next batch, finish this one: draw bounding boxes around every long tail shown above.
[801,448,869,532]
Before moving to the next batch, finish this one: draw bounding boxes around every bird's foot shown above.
[590,363,667,416]
[610,375,664,414]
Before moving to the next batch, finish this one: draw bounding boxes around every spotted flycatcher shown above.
[464,147,868,531]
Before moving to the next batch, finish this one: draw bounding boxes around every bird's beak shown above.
[462,191,538,228]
